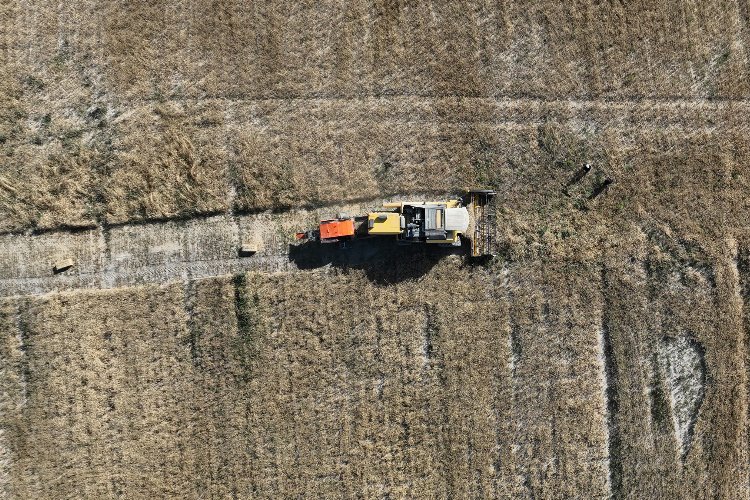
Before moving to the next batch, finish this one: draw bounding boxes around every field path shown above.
[0,212,311,297]
[0,195,461,297]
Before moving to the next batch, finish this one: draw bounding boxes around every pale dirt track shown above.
[0,195,464,297]
[0,216,286,297]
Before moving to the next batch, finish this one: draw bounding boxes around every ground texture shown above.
[1,1,750,498]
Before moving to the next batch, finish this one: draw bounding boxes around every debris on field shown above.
[53,257,75,274]
[239,243,258,256]
[588,177,614,200]
[562,163,592,196]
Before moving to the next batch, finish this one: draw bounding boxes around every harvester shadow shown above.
[288,237,460,285]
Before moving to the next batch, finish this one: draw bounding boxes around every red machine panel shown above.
[319,219,355,241]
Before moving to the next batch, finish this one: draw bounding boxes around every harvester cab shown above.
[295,190,497,257]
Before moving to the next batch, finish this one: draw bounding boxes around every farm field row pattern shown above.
[2,1,750,497]
[0,96,748,236]
[0,244,748,497]
[1,0,750,234]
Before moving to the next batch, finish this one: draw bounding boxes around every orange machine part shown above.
[319,219,355,241]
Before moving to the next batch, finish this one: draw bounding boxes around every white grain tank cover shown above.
[444,207,470,231]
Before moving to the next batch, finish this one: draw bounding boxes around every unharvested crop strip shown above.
[231,274,264,383]
[600,267,623,499]
[129,92,750,105]
[736,247,750,468]
[648,352,673,436]
[374,316,385,400]
[183,277,200,367]
[14,300,29,405]
[503,271,534,498]
[232,189,461,217]
[492,268,512,498]
[0,190,452,240]
[420,302,451,494]
[423,304,437,365]
[508,325,521,380]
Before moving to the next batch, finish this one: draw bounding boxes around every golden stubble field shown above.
[0,264,604,498]
[1,0,750,498]
[1,242,748,498]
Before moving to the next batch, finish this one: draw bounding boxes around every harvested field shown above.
[1,0,750,498]
[1,243,748,497]
[0,264,605,498]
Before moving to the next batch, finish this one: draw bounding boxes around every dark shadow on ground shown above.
[288,237,464,285]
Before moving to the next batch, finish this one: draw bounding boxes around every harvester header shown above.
[295,190,497,257]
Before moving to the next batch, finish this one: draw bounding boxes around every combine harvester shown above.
[295,190,497,257]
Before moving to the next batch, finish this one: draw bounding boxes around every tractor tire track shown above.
[0,212,295,297]
[0,194,451,297]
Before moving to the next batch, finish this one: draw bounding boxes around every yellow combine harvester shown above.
[295,190,497,257]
